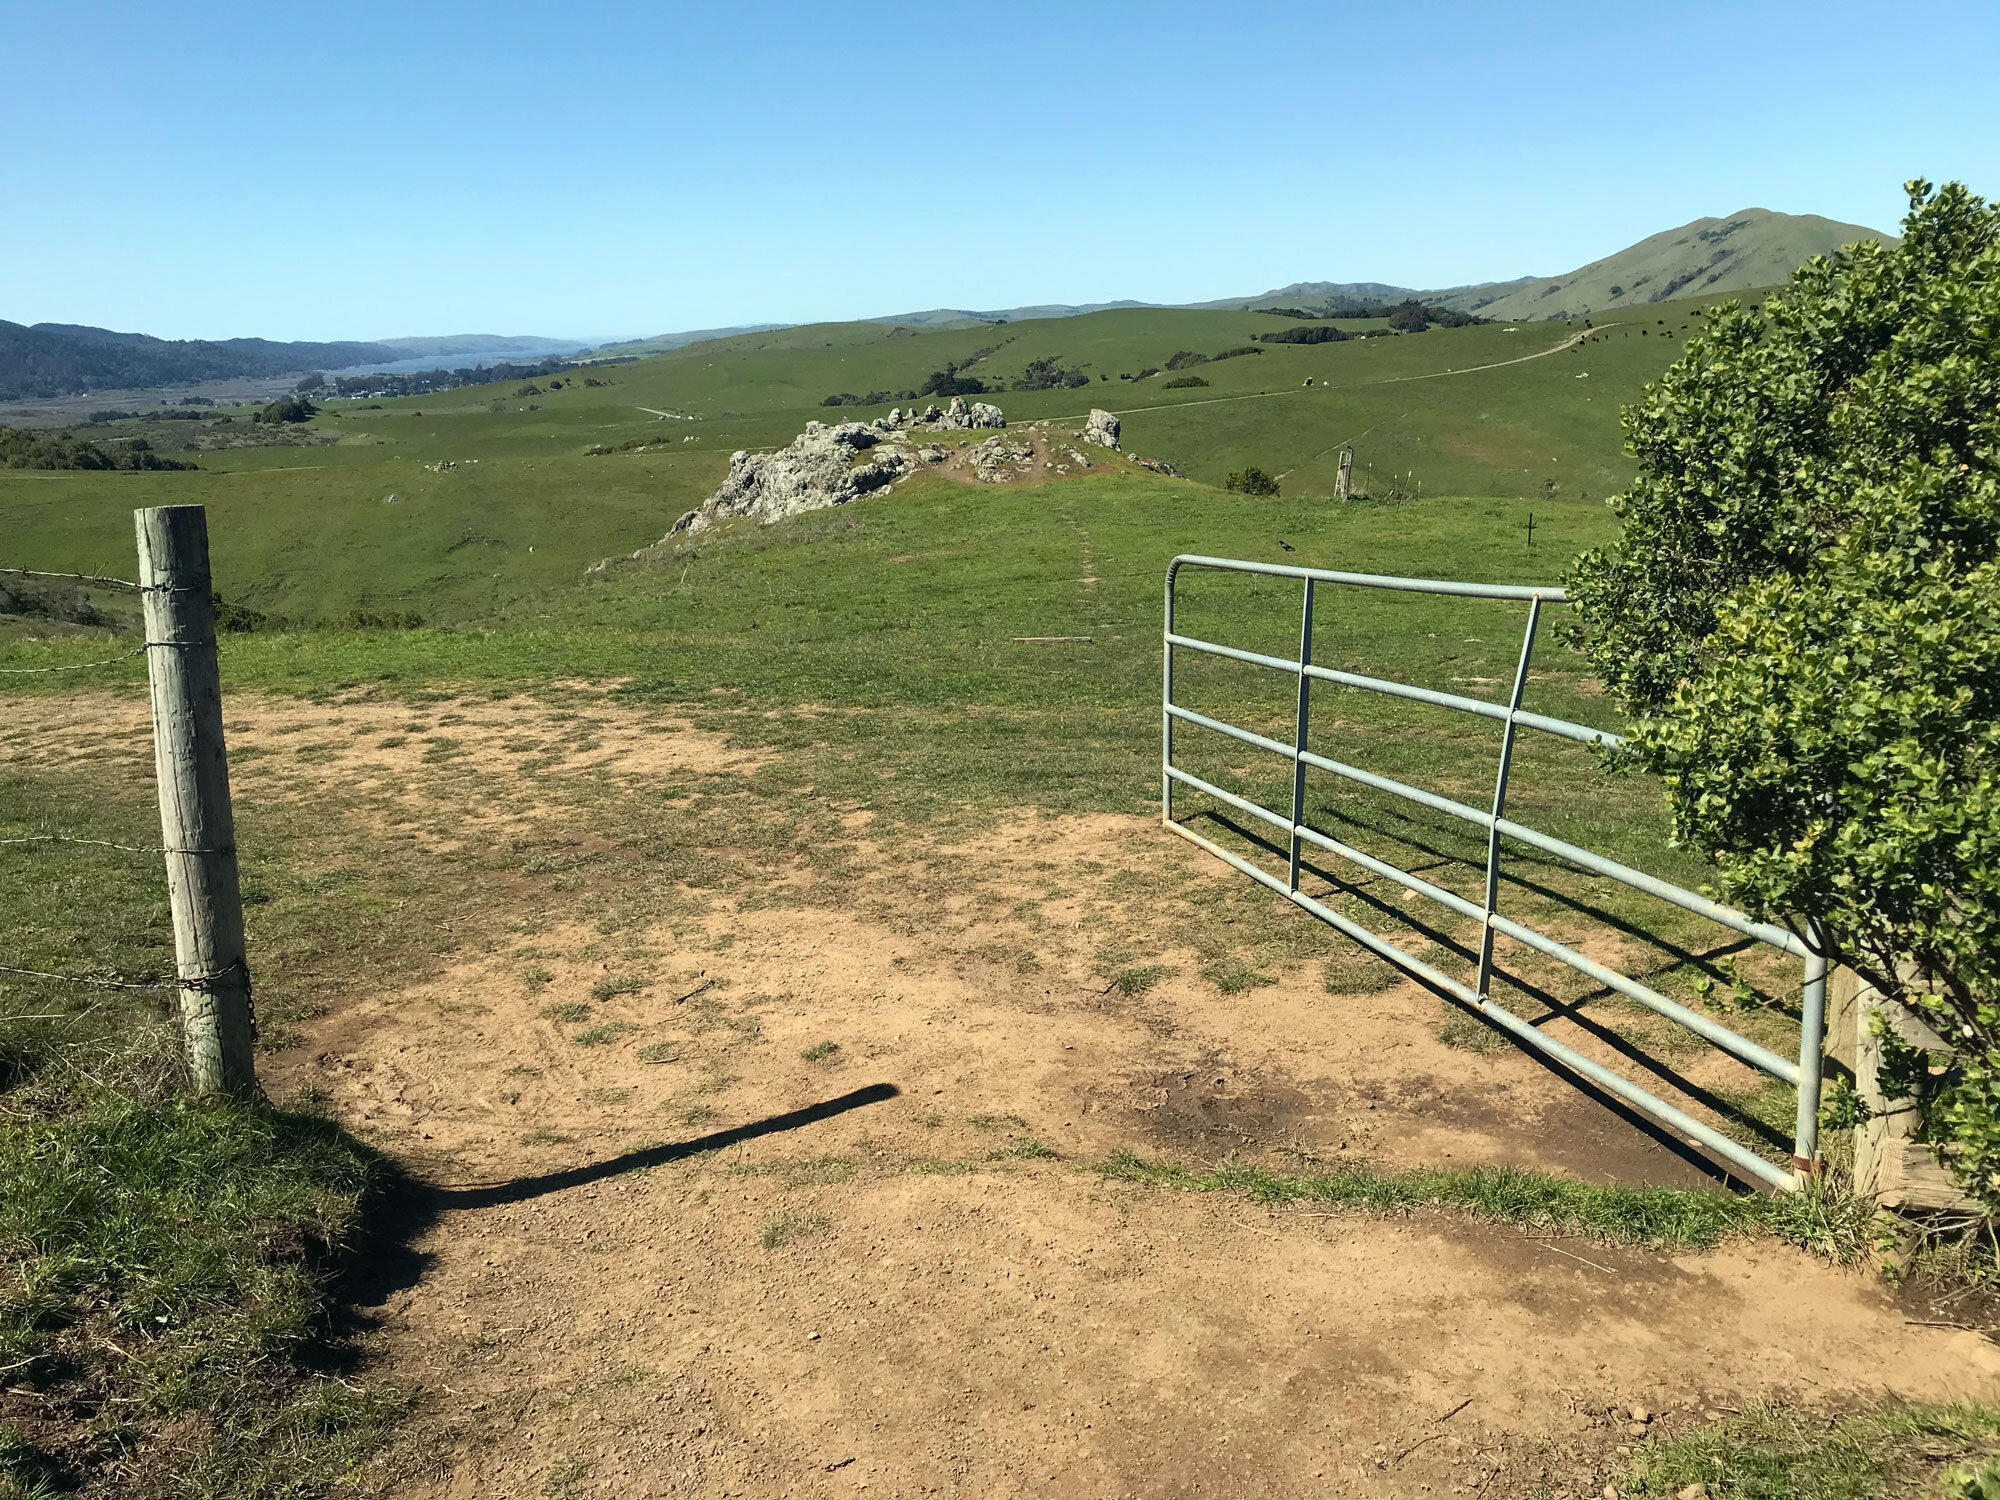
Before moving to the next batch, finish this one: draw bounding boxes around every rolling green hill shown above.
[1428,208,1894,322]
[0,290,1736,629]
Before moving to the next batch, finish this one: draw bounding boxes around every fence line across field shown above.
[1160,553,1828,1194]
[0,508,256,1093]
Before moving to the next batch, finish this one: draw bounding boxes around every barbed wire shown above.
[2,956,254,1040]
[0,834,163,853]
[0,566,200,595]
[0,634,211,675]
[3,837,232,857]
[0,644,147,675]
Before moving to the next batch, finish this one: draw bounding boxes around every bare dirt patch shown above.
[12,695,1994,1497]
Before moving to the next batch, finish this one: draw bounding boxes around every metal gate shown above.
[1160,554,1826,1192]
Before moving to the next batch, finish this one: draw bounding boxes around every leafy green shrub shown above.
[1163,350,1209,370]
[1565,180,2000,1209]
[1211,345,1265,360]
[1161,374,1208,389]
[1224,467,1280,496]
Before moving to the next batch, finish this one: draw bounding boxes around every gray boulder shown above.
[1082,408,1120,449]
[674,422,909,535]
[968,434,1036,483]
[928,397,1006,431]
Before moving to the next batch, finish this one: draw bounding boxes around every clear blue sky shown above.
[5,0,1995,342]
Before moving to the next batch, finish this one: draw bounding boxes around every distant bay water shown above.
[325,342,596,378]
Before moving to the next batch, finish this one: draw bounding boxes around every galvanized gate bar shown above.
[1163,760,1800,1084]
[1164,815,1799,1192]
[1163,702,1810,960]
[1162,553,1828,1192]
[1288,581,1316,892]
[1477,596,1541,999]
[1171,554,1561,601]
[1165,631,1626,748]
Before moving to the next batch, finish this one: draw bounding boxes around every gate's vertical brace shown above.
[1288,579,1316,891]
[1793,927,1829,1179]
[1475,595,1542,999]
[1162,564,1178,825]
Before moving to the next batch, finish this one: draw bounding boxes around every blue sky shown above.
[5,0,1995,341]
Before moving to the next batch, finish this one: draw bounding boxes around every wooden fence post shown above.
[1825,965,1975,1211]
[135,505,254,1094]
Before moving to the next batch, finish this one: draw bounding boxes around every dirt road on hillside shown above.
[9,695,1991,1500]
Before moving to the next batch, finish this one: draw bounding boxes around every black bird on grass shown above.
[1277,539,1295,552]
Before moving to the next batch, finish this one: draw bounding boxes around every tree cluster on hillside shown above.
[1212,346,1264,361]
[252,398,316,425]
[821,389,915,407]
[88,407,227,423]
[1255,325,1348,345]
[0,424,196,471]
[1014,357,1090,391]
[1163,351,1209,371]
[1161,374,1208,389]
[0,320,402,400]
[920,362,989,398]
[1566,180,2000,1209]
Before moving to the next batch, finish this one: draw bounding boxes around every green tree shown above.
[1224,466,1279,496]
[1564,181,2000,1207]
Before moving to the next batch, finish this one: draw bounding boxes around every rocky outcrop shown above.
[1082,408,1120,449]
[671,419,912,535]
[968,434,1036,483]
[929,396,1005,431]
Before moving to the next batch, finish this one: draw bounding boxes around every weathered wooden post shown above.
[135,505,254,1094]
[1335,446,1354,500]
[1826,965,1975,1211]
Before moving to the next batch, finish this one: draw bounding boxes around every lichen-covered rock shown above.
[1082,408,1120,449]
[673,421,910,535]
[968,434,1036,483]
[929,397,1005,431]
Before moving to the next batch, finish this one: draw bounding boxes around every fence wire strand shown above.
[0,645,148,675]
[0,566,197,594]
[2,835,162,853]
[0,964,177,993]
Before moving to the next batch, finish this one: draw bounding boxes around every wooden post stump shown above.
[1825,966,1974,1211]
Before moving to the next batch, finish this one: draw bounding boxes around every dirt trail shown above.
[9,697,1993,1498]
[1036,323,1607,429]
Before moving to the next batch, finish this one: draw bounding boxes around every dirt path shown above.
[1036,323,1607,430]
[8,696,1992,1498]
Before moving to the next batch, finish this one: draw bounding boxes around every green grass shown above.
[1090,1150,1880,1256]
[757,1211,830,1250]
[0,755,517,1495]
[799,1040,839,1062]
[587,974,647,1001]
[1617,1402,2000,1498]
